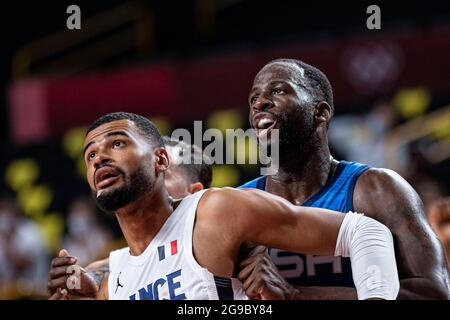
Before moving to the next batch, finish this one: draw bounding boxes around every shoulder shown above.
[354,167,425,221]
[199,187,284,212]
[198,187,258,220]
[200,187,261,204]
[356,167,422,205]
[357,167,413,191]
[197,187,288,231]
[196,188,242,226]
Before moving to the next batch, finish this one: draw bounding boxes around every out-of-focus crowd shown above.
[0,196,113,299]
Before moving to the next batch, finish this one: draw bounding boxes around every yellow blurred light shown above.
[62,127,87,159]
[149,117,172,136]
[393,87,431,119]
[17,184,53,218]
[211,165,239,187]
[226,132,259,165]
[76,156,87,180]
[207,109,244,133]
[5,159,39,191]
[430,116,450,140]
[35,213,64,252]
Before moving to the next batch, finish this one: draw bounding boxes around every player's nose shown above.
[93,150,112,169]
[252,94,274,112]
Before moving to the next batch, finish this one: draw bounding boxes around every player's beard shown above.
[277,109,316,172]
[94,165,153,213]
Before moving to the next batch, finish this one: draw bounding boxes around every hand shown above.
[47,249,99,299]
[49,288,68,300]
[238,246,299,300]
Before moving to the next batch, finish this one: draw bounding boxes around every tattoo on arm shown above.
[88,264,110,287]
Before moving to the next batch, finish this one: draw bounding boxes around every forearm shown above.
[85,259,110,288]
[291,286,357,300]
[292,278,449,300]
[291,271,449,300]
[86,265,109,288]
[397,278,450,300]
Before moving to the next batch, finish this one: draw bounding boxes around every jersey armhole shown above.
[182,190,221,299]
[346,166,370,211]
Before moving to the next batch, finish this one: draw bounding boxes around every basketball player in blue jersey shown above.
[47,137,212,299]
[238,59,449,299]
[51,112,398,300]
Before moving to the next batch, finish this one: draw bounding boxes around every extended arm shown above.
[354,168,450,299]
[238,168,450,300]
[199,187,399,300]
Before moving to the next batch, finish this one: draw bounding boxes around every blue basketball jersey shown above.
[239,160,370,287]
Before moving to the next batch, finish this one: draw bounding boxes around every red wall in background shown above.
[9,25,450,144]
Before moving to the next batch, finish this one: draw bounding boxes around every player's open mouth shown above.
[95,166,121,190]
[253,113,278,138]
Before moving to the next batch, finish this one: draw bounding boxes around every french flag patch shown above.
[157,240,178,261]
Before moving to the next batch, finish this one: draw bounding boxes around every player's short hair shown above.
[268,58,334,113]
[86,112,164,148]
[163,136,212,188]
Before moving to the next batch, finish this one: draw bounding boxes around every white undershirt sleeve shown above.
[335,211,400,300]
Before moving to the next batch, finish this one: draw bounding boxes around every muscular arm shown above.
[197,188,344,265]
[285,168,450,300]
[353,168,450,299]
[196,187,398,299]
[195,188,342,278]
[96,272,109,300]
[85,258,110,288]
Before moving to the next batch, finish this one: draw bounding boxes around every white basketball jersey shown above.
[108,190,248,300]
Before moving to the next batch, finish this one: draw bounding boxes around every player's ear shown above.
[188,182,205,194]
[154,147,170,173]
[314,101,332,128]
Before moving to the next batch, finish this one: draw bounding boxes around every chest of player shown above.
[110,240,190,300]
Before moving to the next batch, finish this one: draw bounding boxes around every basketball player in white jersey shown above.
[47,137,212,299]
[52,112,399,300]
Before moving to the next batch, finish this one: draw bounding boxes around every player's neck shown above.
[115,189,174,256]
[267,145,335,205]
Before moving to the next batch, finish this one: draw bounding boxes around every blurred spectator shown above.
[329,100,399,167]
[62,197,112,267]
[163,136,213,198]
[404,144,448,208]
[427,198,450,268]
[0,196,48,297]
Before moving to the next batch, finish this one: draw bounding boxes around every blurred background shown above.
[0,0,449,299]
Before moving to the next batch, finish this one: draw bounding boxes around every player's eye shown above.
[88,151,96,160]
[250,95,258,104]
[113,140,125,148]
[272,88,284,95]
